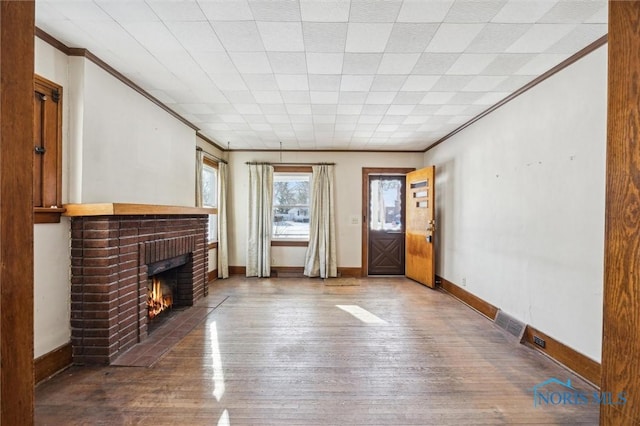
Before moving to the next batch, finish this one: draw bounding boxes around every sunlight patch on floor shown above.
[210,321,225,402]
[336,305,387,324]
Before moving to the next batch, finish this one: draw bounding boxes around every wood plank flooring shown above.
[36,277,599,425]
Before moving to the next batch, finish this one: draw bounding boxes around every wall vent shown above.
[494,309,526,342]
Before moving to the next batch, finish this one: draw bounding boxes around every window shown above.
[272,167,311,241]
[33,75,63,223]
[202,157,218,244]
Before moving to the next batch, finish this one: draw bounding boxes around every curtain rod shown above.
[245,162,336,166]
[196,146,228,164]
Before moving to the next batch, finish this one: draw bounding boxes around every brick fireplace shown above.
[68,205,212,365]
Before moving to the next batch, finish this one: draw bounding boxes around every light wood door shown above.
[405,166,435,288]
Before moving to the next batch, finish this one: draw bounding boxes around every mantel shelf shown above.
[63,203,217,217]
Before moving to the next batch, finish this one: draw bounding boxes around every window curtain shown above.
[217,162,229,279]
[247,164,274,277]
[304,165,337,278]
[195,149,204,207]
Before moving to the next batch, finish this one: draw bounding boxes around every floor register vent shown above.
[494,309,526,342]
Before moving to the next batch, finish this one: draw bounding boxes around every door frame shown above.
[361,167,415,277]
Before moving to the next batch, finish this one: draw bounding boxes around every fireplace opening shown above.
[147,253,189,333]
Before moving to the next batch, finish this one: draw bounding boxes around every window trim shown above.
[272,166,312,246]
[34,74,64,224]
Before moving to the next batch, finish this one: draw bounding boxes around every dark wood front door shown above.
[368,175,406,275]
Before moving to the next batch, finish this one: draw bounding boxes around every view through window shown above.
[202,158,218,242]
[273,172,311,240]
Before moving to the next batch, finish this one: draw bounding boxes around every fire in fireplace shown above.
[148,275,174,319]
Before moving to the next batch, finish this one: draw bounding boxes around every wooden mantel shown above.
[63,203,217,217]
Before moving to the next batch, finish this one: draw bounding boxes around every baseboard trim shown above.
[34,342,72,384]
[437,275,498,320]
[208,270,218,283]
[229,266,362,278]
[436,275,601,386]
[523,325,601,386]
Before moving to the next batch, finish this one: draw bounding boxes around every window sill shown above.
[271,240,309,247]
[34,207,66,224]
[208,241,218,250]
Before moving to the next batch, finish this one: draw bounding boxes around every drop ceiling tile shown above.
[449,92,484,104]
[339,75,373,92]
[194,52,235,74]
[432,75,475,91]
[377,124,399,132]
[257,22,304,51]
[342,53,383,74]
[250,122,273,131]
[473,91,510,105]
[243,74,280,91]
[420,92,456,104]
[546,24,607,54]
[516,53,569,75]
[403,115,429,125]
[268,52,308,74]
[121,21,184,53]
[386,24,439,52]
[447,54,498,75]
[377,53,421,75]
[260,103,288,114]
[219,114,246,123]
[314,115,337,124]
[392,91,427,104]
[397,0,454,23]
[253,91,284,103]
[147,90,178,104]
[506,24,576,53]
[370,75,408,91]
[491,0,554,23]
[365,92,397,104]
[335,120,357,129]
[180,103,215,114]
[230,52,273,74]
[299,0,350,22]
[205,123,232,131]
[44,0,112,20]
[307,53,344,74]
[210,73,249,91]
[266,114,291,124]
[275,74,309,91]
[362,105,389,115]
[303,23,348,52]
[338,91,370,104]
[165,21,225,53]
[243,114,268,123]
[212,21,265,51]
[539,1,607,23]
[494,75,535,91]
[349,0,402,22]
[337,104,364,115]
[198,0,254,21]
[229,123,253,131]
[466,23,532,53]
[345,24,394,53]
[401,75,439,91]
[480,54,534,75]
[312,104,338,115]
[147,0,206,21]
[309,75,342,91]
[95,0,158,21]
[463,76,507,91]
[411,53,460,75]
[585,4,608,24]
[412,104,441,115]
[444,0,505,23]
[387,105,416,115]
[290,115,314,123]
[426,24,485,52]
[248,0,301,21]
[223,91,257,104]
[310,91,340,104]
[281,91,311,103]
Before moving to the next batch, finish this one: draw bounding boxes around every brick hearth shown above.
[70,215,208,365]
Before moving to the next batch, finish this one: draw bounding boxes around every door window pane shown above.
[370,178,403,231]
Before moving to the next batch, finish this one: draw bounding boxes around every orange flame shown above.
[148,277,173,319]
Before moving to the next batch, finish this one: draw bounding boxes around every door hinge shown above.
[52,89,60,103]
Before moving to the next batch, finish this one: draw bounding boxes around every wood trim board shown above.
[63,203,216,216]
[34,343,72,385]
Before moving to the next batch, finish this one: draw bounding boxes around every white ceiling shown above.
[35,0,608,151]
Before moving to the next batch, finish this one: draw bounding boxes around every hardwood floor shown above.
[36,277,599,425]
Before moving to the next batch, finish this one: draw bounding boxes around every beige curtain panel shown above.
[247,164,274,277]
[217,162,229,279]
[304,165,337,278]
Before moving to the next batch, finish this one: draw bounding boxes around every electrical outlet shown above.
[533,336,546,348]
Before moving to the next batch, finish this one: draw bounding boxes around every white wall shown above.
[34,38,72,358]
[72,59,196,206]
[424,46,607,361]
[228,151,424,268]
